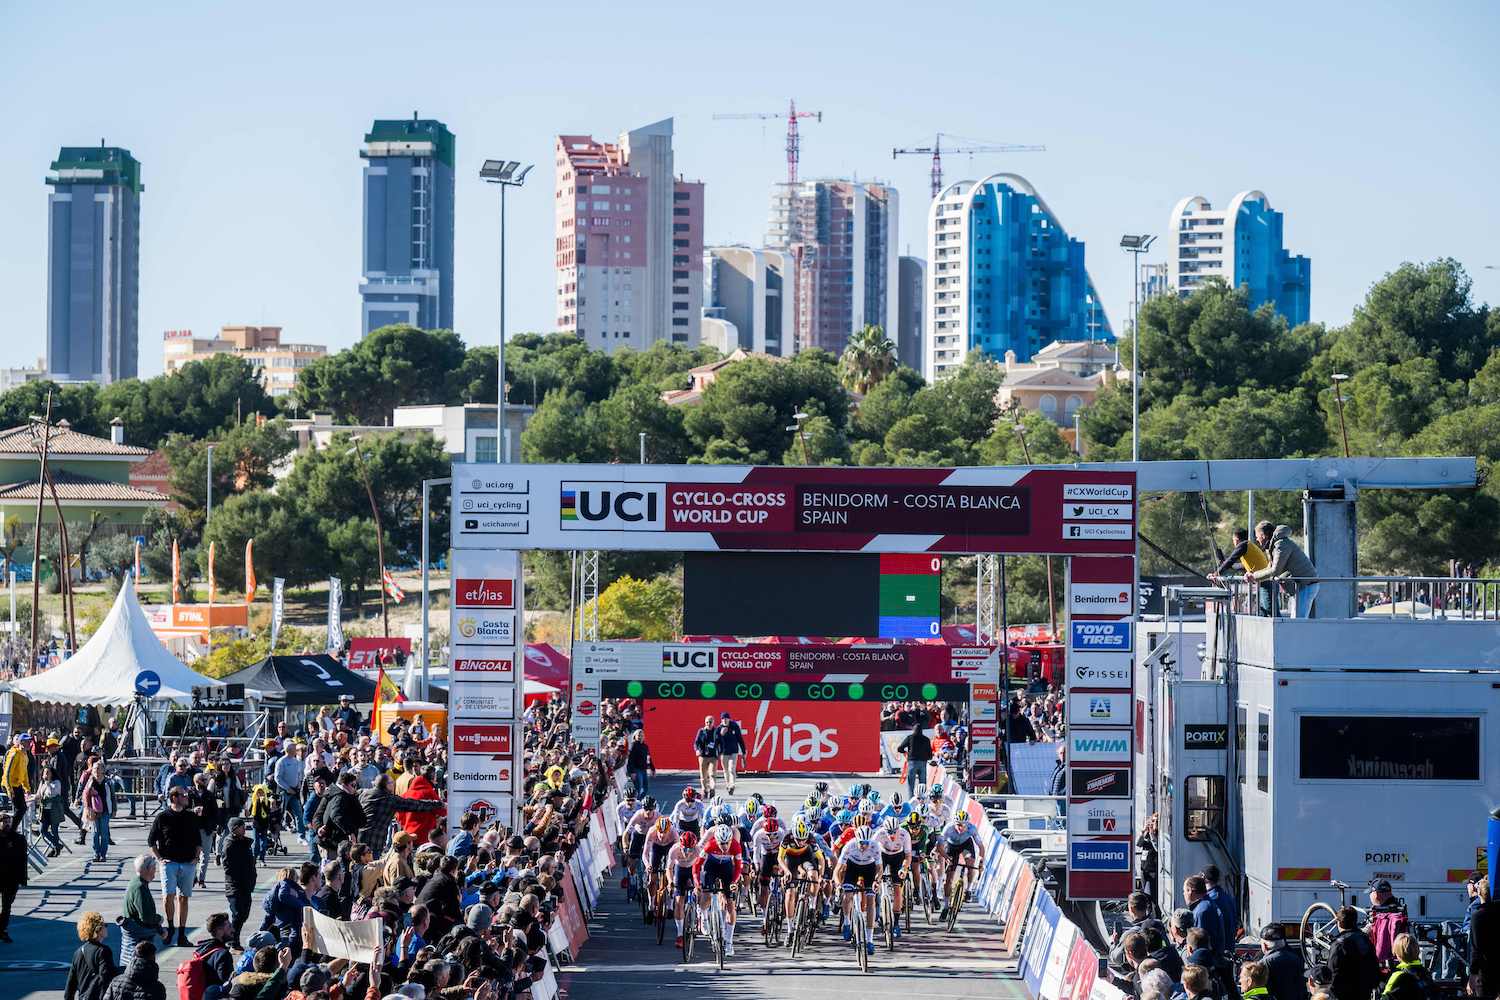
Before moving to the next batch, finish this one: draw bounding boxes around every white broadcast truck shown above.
[1137,597,1499,936]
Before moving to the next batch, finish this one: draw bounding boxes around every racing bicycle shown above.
[1299,881,1370,972]
[842,880,873,973]
[946,862,979,933]
[762,876,786,947]
[786,878,817,957]
[681,887,698,962]
[653,871,670,945]
[633,864,650,923]
[706,882,733,971]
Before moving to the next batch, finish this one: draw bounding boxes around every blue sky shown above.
[3,1,1497,377]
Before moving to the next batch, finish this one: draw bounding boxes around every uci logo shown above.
[560,482,666,531]
[662,646,718,672]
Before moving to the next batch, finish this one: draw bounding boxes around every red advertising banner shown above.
[559,866,590,955]
[452,723,513,756]
[347,637,412,671]
[642,698,880,773]
[1001,868,1037,956]
[1060,934,1100,1000]
[454,578,516,608]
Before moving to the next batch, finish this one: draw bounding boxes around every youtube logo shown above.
[453,724,513,756]
[455,578,515,609]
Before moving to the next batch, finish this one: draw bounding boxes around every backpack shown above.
[1369,906,1410,966]
[176,944,225,1000]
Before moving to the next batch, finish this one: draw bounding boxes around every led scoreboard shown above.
[601,679,969,703]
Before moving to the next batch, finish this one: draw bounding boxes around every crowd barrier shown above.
[925,763,1128,1000]
[534,769,629,1000]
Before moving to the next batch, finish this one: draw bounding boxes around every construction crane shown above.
[892,132,1046,199]
[713,99,824,186]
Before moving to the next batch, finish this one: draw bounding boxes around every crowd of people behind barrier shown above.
[54,695,626,1000]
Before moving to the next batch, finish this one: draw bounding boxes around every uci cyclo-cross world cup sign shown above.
[449,462,1138,900]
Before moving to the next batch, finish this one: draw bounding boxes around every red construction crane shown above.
[713,99,824,186]
[892,133,1046,199]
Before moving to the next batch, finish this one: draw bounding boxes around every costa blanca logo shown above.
[453,611,515,645]
[560,482,666,531]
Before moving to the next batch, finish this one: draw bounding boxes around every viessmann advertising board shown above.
[451,464,1135,555]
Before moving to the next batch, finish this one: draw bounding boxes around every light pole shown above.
[1331,373,1351,458]
[639,432,647,464]
[480,159,534,463]
[1120,234,1157,462]
[786,411,811,465]
[205,444,214,524]
[420,476,450,702]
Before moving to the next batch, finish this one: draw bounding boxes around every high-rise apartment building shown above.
[703,247,794,356]
[162,326,327,397]
[45,144,142,383]
[359,116,455,335]
[1166,190,1310,325]
[897,256,925,372]
[554,119,703,351]
[924,173,1110,382]
[766,180,898,356]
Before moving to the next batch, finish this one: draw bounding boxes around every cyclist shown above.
[692,823,744,957]
[879,791,915,825]
[642,815,677,923]
[875,816,913,937]
[835,826,882,957]
[905,810,936,913]
[615,788,640,888]
[671,786,705,837]
[936,814,985,923]
[622,795,661,896]
[752,814,787,925]
[778,819,822,930]
[923,785,950,829]
[750,803,779,838]
[812,780,832,808]
[666,830,701,949]
[738,799,761,843]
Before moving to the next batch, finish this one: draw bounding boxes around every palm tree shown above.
[838,324,898,395]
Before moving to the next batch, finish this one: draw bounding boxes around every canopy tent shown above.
[522,643,570,689]
[11,584,213,706]
[221,654,377,706]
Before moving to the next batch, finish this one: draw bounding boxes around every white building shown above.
[703,247,795,357]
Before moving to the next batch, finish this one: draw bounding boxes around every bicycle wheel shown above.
[883,887,895,951]
[716,897,727,972]
[921,867,934,925]
[1299,902,1340,971]
[856,901,870,973]
[790,895,806,958]
[656,885,667,945]
[683,898,696,962]
[638,871,649,923]
[945,877,963,932]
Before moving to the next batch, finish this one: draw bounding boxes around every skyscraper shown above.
[924,173,1110,382]
[703,247,794,356]
[1166,191,1310,325]
[46,144,141,383]
[766,179,898,356]
[554,118,704,352]
[359,116,455,335]
[897,256,925,372]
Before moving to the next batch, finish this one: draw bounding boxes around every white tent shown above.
[11,584,214,706]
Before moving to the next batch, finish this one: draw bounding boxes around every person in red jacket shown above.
[395,767,445,844]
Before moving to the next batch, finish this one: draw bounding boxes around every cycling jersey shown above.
[938,821,976,847]
[671,798,705,828]
[643,826,676,870]
[878,802,916,826]
[779,840,816,871]
[751,825,785,862]
[875,827,912,858]
[616,800,639,833]
[692,830,744,893]
[837,839,882,867]
[666,843,700,893]
[626,808,660,837]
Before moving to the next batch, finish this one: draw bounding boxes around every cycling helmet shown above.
[679,831,698,850]
[855,813,872,828]
[856,829,876,847]
[836,809,855,826]
[745,800,761,819]
[867,789,881,805]
[763,804,778,820]
[904,811,925,831]
[954,816,971,833]
[848,782,866,799]
[792,819,810,841]
[859,800,877,816]
[683,787,697,801]
[717,806,737,826]
[642,795,657,812]
[764,817,781,835]
[748,791,765,804]
[711,824,734,844]
[890,792,903,807]
[882,816,900,835]
[814,780,830,793]
[804,794,821,812]
[655,816,673,836]
[625,784,639,799]
[927,785,944,800]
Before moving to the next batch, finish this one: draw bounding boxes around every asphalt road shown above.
[559,771,1027,1000]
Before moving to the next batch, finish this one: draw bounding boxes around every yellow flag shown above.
[207,541,216,606]
[244,539,257,603]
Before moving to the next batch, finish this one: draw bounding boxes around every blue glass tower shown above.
[359,116,455,335]
[925,173,1110,380]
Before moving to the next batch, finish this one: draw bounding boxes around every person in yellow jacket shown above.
[1212,528,1273,615]
[2,734,33,825]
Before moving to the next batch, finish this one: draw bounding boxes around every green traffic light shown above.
[848,682,865,700]
[626,680,643,698]
[700,681,717,698]
[921,683,938,700]
[774,682,790,699]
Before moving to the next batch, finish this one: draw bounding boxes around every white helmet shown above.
[711,824,734,844]
[882,816,900,835]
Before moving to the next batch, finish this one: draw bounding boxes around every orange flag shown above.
[207,541,217,606]
[244,539,257,603]
[171,539,181,603]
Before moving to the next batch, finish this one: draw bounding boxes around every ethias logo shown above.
[751,701,840,766]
